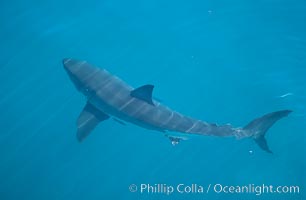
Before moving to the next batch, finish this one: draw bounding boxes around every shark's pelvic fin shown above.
[130,84,155,105]
[243,110,292,153]
[165,134,188,146]
[76,102,109,142]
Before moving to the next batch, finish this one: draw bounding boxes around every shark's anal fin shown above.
[130,84,155,106]
[76,102,109,142]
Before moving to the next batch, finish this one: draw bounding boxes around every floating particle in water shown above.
[278,93,293,98]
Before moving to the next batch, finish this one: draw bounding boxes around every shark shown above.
[63,58,291,153]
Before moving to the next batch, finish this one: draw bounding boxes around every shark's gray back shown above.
[80,66,234,137]
[64,58,292,153]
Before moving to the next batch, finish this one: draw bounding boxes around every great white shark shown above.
[63,58,291,153]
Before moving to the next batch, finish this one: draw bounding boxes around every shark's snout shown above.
[63,58,71,64]
[63,58,77,72]
[63,58,84,91]
[63,58,101,93]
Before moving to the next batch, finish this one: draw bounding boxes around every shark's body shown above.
[63,58,291,153]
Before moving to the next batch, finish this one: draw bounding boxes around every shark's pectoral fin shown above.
[76,102,109,142]
[130,84,155,106]
[113,118,127,125]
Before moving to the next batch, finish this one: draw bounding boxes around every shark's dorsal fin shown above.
[130,84,155,106]
[76,102,109,142]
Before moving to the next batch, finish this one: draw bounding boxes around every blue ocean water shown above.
[0,0,305,199]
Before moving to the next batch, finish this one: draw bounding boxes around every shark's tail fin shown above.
[243,110,292,153]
